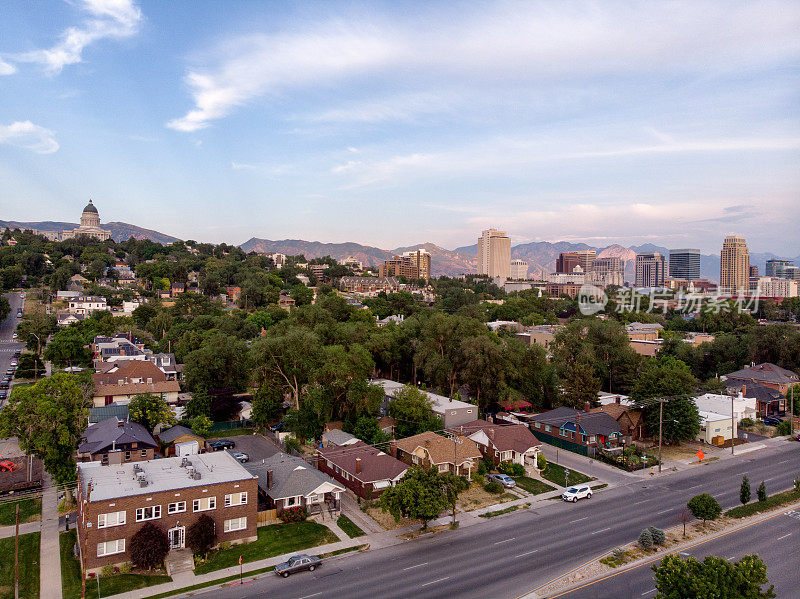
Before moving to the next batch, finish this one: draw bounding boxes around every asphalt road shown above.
[183,441,800,599]
[559,506,800,598]
[0,293,25,407]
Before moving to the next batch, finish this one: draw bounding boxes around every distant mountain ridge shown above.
[0,220,180,244]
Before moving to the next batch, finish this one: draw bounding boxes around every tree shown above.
[14,353,44,379]
[0,373,91,485]
[439,471,469,526]
[130,522,170,570]
[648,526,666,546]
[387,384,442,438]
[183,332,249,393]
[0,296,9,321]
[757,481,767,502]
[632,356,698,402]
[644,397,701,444]
[251,384,283,429]
[740,476,751,505]
[652,554,775,599]
[184,389,212,419]
[686,493,722,526]
[191,415,213,438]
[351,416,390,446]
[43,327,91,367]
[186,514,216,557]
[537,453,547,471]
[379,467,449,530]
[639,528,654,549]
[128,393,175,433]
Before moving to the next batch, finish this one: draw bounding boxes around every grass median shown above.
[336,514,366,538]
[540,463,593,487]
[0,531,40,599]
[513,476,556,495]
[726,488,800,519]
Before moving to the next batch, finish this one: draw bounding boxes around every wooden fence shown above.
[257,509,278,526]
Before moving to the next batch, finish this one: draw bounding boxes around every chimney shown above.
[488,428,495,439]
[615,396,620,405]
[117,418,124,427]
[355,458,362,474]
[266,468,273,489]
[742,384,746,396]
[584,401,591,413]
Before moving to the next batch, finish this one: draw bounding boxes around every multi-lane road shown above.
[185,440,800,599]
[0,292,26,407]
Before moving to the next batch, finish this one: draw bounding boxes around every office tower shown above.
[668,249,701,280]
[556,252,581,274]
[574,250,597,273]
[635,253,666,287]
[477,229,511,279]
[749,265,759,278]
[720,235,750,293]
[590,257,624,287]
[402,249,432,281]
[509,259,528,280]
[765,259,793,277]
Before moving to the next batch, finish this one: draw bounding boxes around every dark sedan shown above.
[209,439,235,450]
[274,554,321,578]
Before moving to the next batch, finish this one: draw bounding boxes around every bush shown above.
[648,526,666,545]
[285,436,301,453]
[187,514,216,556]
[101,565,114,578]
[687,493,722,525]
[638,528,653,549]
[757,481,767,502]
[777,420,792,435]
[740,476,751,505]
[477,457,494,475]
[130,522,169,570]
[190,415,213,438]
[537,453,547,471]
[484,481,503,494]
[498,461,525,477]
[119,563,131,574]
[278,506,307,523]
[740,417,754,428]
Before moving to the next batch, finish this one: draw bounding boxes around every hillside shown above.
[0,220,179,244]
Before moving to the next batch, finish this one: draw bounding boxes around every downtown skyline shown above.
[1,1,799,254]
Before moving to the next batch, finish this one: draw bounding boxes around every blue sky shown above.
[1,1,799,254]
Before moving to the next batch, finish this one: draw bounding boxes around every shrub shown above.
[777,420,792,435]
[795,477,800,493]
[101,565,114,578]
[484,481,503,494]
[130,522,169,570]
[477,457,494,475]
[687,493,722,525]
[757,481,767,502]
[190,415,213,438]
[219,541,231,551]
[740,476,751,505]
[187,514,216,556]
[740,417,754,428]
[278,506,307,523]
[537,453,547,471]
[638,528,653,549]
[119,563,131,574]
[285,436,301,453]
[648,526,666,545]
[498,461,525,477]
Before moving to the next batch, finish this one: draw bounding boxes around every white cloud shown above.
[168,1,800,131]
[11,0,142,74]
[0,59,16,75]
[231,162,258,170]
[0,121,59,154]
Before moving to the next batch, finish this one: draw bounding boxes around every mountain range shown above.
[0,220,179,245]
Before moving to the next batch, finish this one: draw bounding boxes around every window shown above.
[224,492,248,507]
[101,454,109,465]
[135,505,161,521]
[544,425,550,433]
[124,451,131,461]
[98,511,126,528]
[224,517,247,532]
[438,464,448,472]
[588,435,596,444]
[168,501,186,514]
[193,497,216,512]
[97,539,125,557]
[285,496,297,507]
[140,449,147,457]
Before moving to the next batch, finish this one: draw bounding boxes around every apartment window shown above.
[124,451,131,461]
[224,517,247,532]
[411,455,419,464]
[140,449,147,458]
[193,497,216,512]
[168,501,186,514]
[98,511,126,528]
[135,505,161,522]
[224,492,248,507]
[97,539,125,557]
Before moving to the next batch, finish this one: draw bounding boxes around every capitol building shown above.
[44,200,112,241]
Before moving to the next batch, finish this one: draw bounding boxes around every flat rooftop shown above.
[373,379,475,412]
[78,452,255,502]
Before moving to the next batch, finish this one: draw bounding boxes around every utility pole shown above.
[14,503,19,599]
[451,429,463,527]
[731,395,735,456]
[658,399,664,473]
[31,333,40,381]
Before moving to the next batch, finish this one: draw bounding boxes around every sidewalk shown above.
[40,473,62,599]
[0,520,40,539]
[339,491,383,534]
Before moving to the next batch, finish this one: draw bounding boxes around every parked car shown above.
[274,554,321,578]
[11,333,17,339]
[5,369,14,376]
[269,422,284,432]
[209,439,235,450]
[232,452,249,463]
[562,485,593,502]
[10,360,18,367]
[0,391,6,400]
[486,473,516,488]
[0,460,17,472]
[0,382,8,390]
[13,350,21,358]
[763,416,783,427]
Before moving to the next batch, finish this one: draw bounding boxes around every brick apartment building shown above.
[77,452,258,573]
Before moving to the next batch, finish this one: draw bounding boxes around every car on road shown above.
[562,485,593,502]
[0,382,8,390]
[209,439,235,450]
[0,460,17,472]
[11,333,17,339]
[232,452,249,463]
[486,473,517,488]
[763,416,783,427]
[16,311,22,318]
[5,368,14,376]
[0,391,6,400]
[274,554,321,578]
[10,359,18,367]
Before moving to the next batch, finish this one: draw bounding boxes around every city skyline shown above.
[1,1,799,254]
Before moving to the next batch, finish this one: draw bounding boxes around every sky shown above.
[1,0,799,255]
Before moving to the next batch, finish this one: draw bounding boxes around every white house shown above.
[697,410,737,444]
[694,393,757,423]
[68,296,108,315]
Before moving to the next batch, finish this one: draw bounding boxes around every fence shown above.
[210,419,253,432]
[257,509,278,526]
[531,430,590,457]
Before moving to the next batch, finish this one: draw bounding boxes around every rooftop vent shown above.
[138,478,148,487]
[192,471,201,480]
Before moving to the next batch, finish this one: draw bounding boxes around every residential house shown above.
[530,407,622,455]
[68,296,108,315]
[588,404,644,442]
[722,363,799,397]
[724,382,786,417]
[67,273,89,292]
[374,379,478,428]
[320,429,359,447]
[629,339,663,357]
[278,292,295,311]
[391,431,481,477]
[514,325,563,350]
[694,393,757,423]
[450,420,541,467]
[243,453,344,517]
[377,416,397,437]
[157,425,205,456]
[149,353,182,381]
[625,322,663,342]
[317,441,407,499]
[76,452,258,573]
[77,418,158,464]
[596,391,635,408]
[697,410,737,445]
[57,312,86,327]
[339,276,399,295]
[92,333,149,364]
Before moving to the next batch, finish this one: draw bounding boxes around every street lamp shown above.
[30,333,40,381]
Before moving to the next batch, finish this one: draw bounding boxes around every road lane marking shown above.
[515,549,539,558]
[633,499,651,505]
[298,593,322,599]
[656,509,672,515]
[494,537,516,545]
[641,590,656,596]
[403,562,428,570]
[569,516,589,523]
[777,533,792,540]
[421,577,450,587]
[591,527,612,535]
[778,460,789,464]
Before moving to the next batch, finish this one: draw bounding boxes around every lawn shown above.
[193,521,339,575]
[540,463,593,487]
[0,532,40,599]
[479,505,521,518]
[726,489,800,519]
[336,514,366,538]
[0,497,42,526]
[456,483,518,512]
[60,530,171,599]
[513,477,556,495]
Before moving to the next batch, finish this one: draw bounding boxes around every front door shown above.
[168,526,185,550]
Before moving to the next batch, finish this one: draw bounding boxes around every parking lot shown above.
[211,433,281,463]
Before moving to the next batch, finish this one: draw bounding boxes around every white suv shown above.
[561,485,592,502]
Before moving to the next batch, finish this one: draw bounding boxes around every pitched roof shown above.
[318,441,407,483]
[88,403,129,424]
[725,381,783,403]
[531,407,621,436]
[78,418,157,455]
[321,429,358,446]
[93,380,180,398]
[243,453,343,500]
[158,425,202,444]
[92,360,166,386]
[724,363,799,385]
[393,431,482,466]
[449,420,541,454]
[589,405,643,428]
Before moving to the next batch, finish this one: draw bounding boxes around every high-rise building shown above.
[574,250,597,273]
[635,253,666,287]
[477,229,511,279]
[668,249,701,281]
[556,252,581,274]
[590,257,624,287]
[778,265,800,281]
[749,265,759,278]
[509,259,528,280]
[720,235,750,293]
[765,259,793,277]
[401,249,431,281]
